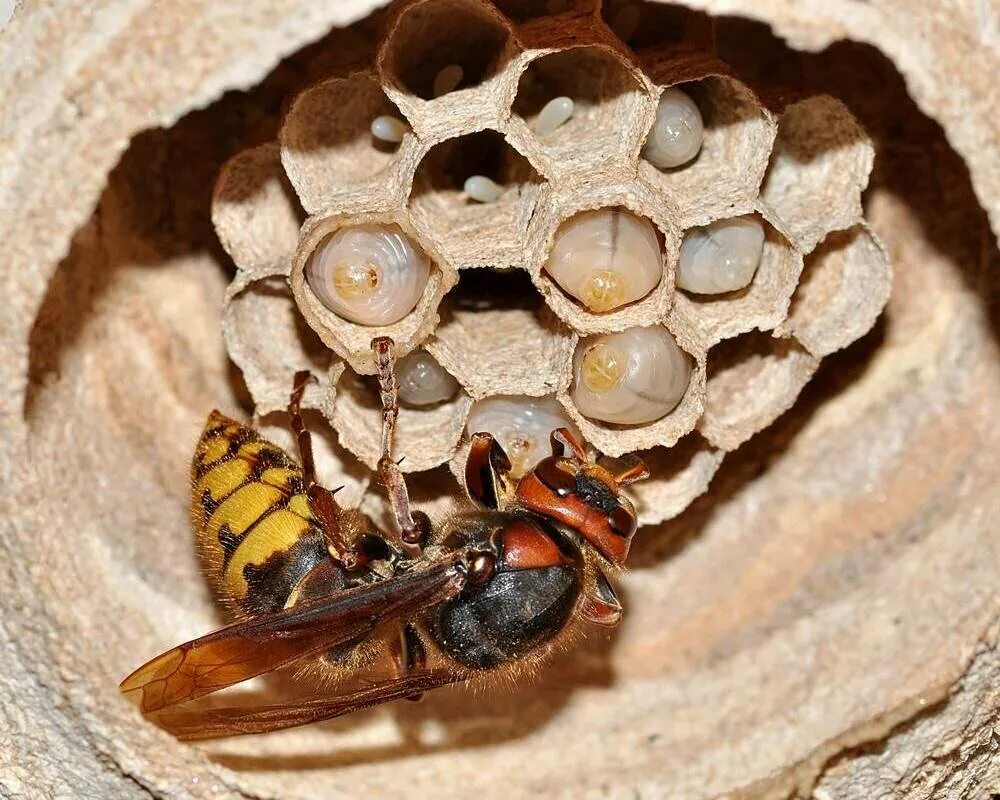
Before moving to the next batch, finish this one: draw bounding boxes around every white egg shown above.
[466,395,579,477]
[543,208,663,313]
[397,350,460,407]
[533,96,575,136]
[370,115,409,144]
[677,215,765,294]
[433,64,464,97]
[305,224,431,326]
[464,175,504,203]
[643,87,704,169]
[571,326,691,425]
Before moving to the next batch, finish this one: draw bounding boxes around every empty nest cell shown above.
[628,433,724,526]
[428,305,576,400]
[332,368,472,472]
[669,211,803,352]
[425,269,576,399]
[527,181,679,333]
[698,332,819,451]
[638,70,776,228]
[760,95,874,253]
[408,129,548,270]
[378,0,518,136]
[223,275,340,416]
[280,71,420,215]
[509,45,653,181]
[290,211,457,374]
[780,224,891,358]
[211,143,303,278]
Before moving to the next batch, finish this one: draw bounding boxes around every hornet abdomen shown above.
[190,411,330,616]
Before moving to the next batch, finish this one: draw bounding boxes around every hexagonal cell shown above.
[668,211,803,352]
[628,433,724,526]
[280,71,421,217]
[508,45,653,181]
[289,211,457,375]
[638,69,776,227]
[223,275,342,416]
[331,367,472,473]
[698,332,819,451]
[426,270,577,400]
[559,322,706,457]
[601,0,714,55]
[408,129,548,270]
[527,180,679,334]
[377,0,518,136]
[778,224,891,358]
[760,95,874,253]
[211,144,303,278]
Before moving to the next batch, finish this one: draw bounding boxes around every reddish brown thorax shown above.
[515,455,638,563]
[495,518,570,570]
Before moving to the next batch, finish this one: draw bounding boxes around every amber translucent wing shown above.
[120,559,467,714]
[151,669,465,740]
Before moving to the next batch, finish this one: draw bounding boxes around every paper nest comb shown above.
[211,0,891,528]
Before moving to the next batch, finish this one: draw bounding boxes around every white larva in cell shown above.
[433,64,464,98]
[305,224,431,326]
[543,208,663,313]
[571,326,691,425]
[533,96,575,136]
[677,215,766,295]
[370,115,409,144]
[642,87,704,169]
[397,350,460,407]
[464,175,504,204]
[466,395,580,478]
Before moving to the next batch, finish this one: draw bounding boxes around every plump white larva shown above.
[467,395,579,478]
[370,115,409,144]
[305,224,431,326]
[433,64,464,97]
[397,350,460,407]
[543,208,663,313]
[642,88,704,169]
[533,96,575,136]
[464,175,504,204]
[571,326,691,425]
[677,215,766,294]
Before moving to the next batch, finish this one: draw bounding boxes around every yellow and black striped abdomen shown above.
[191,411,330,617]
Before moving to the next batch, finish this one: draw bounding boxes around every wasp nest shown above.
[212,0,890,527]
